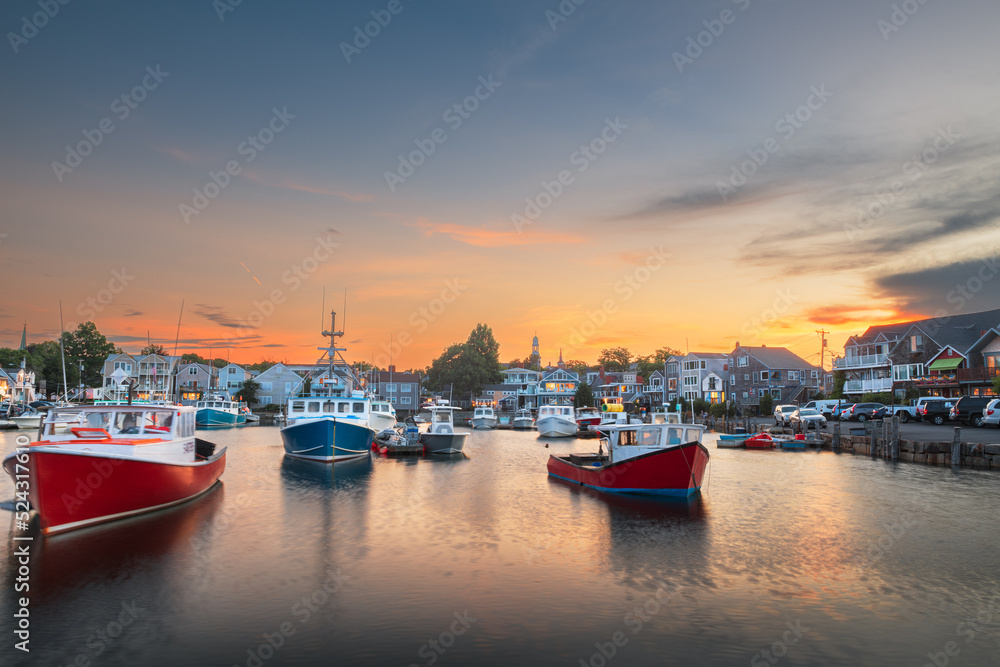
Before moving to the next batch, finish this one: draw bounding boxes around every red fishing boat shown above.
[3,404,225,535]
[745,432,776,449]
[546,417,709,497]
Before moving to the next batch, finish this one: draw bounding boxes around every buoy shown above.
[544,443,549,448]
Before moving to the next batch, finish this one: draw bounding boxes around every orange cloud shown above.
[411,218,584,247]
[804,305,913,326]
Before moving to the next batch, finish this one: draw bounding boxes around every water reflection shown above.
[280,453,374,491]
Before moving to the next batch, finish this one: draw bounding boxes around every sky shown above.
[3,0,999,371]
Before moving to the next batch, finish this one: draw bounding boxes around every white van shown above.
[802,399,841,419]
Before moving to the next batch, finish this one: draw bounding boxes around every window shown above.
[752,371,759,383]
[291,401,305,413]
[892,363,924,381]
[188,367,197,375]
[260,382,272,391]
[910,335,923,352]
[788,371,798,381]
[307,402,320,413]
[337,402,348,413]
[683,376,697,386]
[285,382,294,394]
[353,402,365,413]
[400,397,411,405]
[386,383,398,392]
[742,392,749,398]
[708,377,717,390]
[730,374,736,385]
[738,356,748,367]
[400,383,412,392]
[744,374,749,381]
[260,396,271,405]
[811,370,818,379]
[770,371,781,381]
[637,428,659,446]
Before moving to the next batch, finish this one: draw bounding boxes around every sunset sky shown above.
[3,0,999,370]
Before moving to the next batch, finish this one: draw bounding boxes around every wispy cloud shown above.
[243,172,374,203]
[411,218,583,247]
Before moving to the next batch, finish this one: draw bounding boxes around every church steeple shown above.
[557,348,565,370]
[18,321,26,350]
[531,332,539,358]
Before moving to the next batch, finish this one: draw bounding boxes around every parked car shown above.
[871,406,889,420]
[790,408,827,429]
[831,403,855,421]
[802,400,840,420]
[918,400,955,425]
[949,396,994,427]
[889,397,949,423]
[846,403,885,422]
[773,404,798,426]
[983,399,1000,428]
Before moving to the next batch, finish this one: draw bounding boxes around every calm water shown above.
[2,426,999,666]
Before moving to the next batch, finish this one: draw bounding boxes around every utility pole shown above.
[816,329,829,392]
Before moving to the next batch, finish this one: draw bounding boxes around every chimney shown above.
[388,365,396,373]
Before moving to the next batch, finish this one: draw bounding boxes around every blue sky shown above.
[3,0,999,367]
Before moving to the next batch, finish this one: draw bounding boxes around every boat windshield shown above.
[434,412,451,423]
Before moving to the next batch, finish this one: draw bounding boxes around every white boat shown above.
[419,406,467,454]
[11,409,77,433]
[471,406,498,429]
[369,400,397,432]
[599,404,642,426]
[512,408,534,430]
[535,404,577,438]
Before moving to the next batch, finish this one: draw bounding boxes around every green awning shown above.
[929,357,963,371]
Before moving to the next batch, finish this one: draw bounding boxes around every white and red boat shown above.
[547,417,709,497]
[575,407,602,433]
[2,404,225,535]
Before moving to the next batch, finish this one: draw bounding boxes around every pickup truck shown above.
[889,397,949,422]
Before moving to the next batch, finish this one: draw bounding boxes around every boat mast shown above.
[58,302,69,402]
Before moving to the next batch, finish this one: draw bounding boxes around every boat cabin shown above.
[288,397,370,420]
[427,407,460,435]
[597,422,705,465]
[538,405,573,419]
[39,405,197,442]
[473,406,495,418]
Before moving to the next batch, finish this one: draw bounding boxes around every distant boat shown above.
[195,393,245,429]
[240,405,259,423]
[575,407,601,433]
[471,406,498,430]
[419,405,467,455]
[745,433,779,449]
[279,309,374,463]
[2,404,224,535]
[10,408,76,433]
[513,408,535,430]
[716,433,746,448]
[536,404,577,438]
[369,400,397,432]
[547,420,709,497]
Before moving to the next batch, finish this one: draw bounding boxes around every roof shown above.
[375,371,420,382]
[736,346,814,369]
[687,352,730,360]
[852,307,1000,353]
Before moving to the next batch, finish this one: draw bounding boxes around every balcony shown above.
[957,367,1000,384]
[834,354,890,370]
[844,378,894,394]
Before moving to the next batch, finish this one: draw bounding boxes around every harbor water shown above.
[2,426,999,666]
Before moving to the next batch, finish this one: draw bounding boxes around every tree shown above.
[26,341,77,397]
[598,347,631,372]
[993,374,1000,396]
[62,322,117,387]
[830,370,847,399]
[634,354,661,379]
[235,378,261,406]
[140,343,168,356]
[565,359,590,377]
[759,393,774,417]
[424,324,504,399]
[574,382,595,408]
[526,352,541,371]
[181,352,209,365]
[653,346,681,363]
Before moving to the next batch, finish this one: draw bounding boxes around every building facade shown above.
[728,344,821,411]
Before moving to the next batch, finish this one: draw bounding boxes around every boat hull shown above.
[536,416,577,438]
[716,435,746,448]
[3,448,226,535]
[512,418,534,430]
[745,434,776,449]
[280,417,373,462]
[547,442,709,497]
[420,432,468,455]
[471,417,497,430]
[196,408,239,429]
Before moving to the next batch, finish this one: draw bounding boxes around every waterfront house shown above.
[537,368,580,406]
[218,363,250,394]
[175,363,213,403]
[254,363,304,408]
[728,344,821,412]
[373,367,421,413]
[99,353,178,402]
[501,367,542,408]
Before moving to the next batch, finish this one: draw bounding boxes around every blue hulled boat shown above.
[195,393,246,429]
[280,309,374,463]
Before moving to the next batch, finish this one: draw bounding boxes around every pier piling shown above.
[952,427,962,466]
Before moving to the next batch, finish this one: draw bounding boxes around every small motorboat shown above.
[471,406,498,430]
[745,433,777,449]
[536,404,577,438]
[716,433,746,448]
[547,418,709,497]
[3,404,225,535]
[420,406,467,455]
[575,407,601,433]
[513,408,535,430]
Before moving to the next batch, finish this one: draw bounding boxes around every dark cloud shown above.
[194,304,245,329]
[874,253,1000,313]
[123,309,144,317]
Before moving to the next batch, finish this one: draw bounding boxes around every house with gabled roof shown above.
[728,344,821,411]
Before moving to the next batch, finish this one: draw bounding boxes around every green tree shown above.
[830,370,847,399]
[574,382,595,408]
[565,359,590,377]
[598,347,631,372]
[634,354,662,379]
[425,324,504,399]
[526,352,541,371]
[709,403,727,419]
[653,346,681,363]
[62,322,117,387]
[181,352,210,365]
[993,374,1000,396]
[235,378,261,406]
[759,393,774,416]
[141,343,168,355]
[28,340,78,397]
